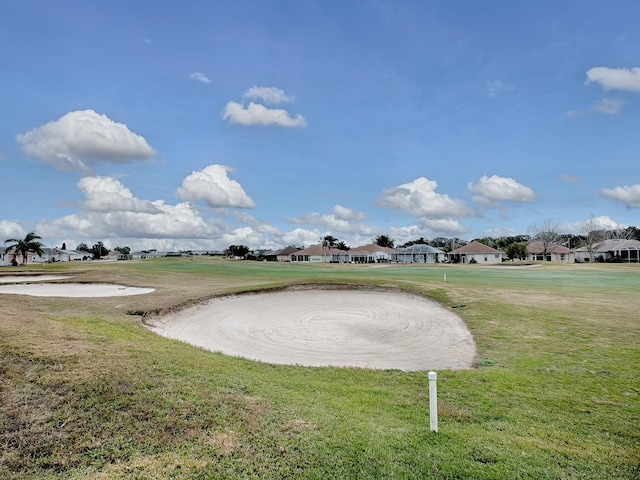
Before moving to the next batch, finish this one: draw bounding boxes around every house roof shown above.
[396,243,445,255]
[273,246,302,256]
[294,244,347,256]
[595,239,640,252]
[449,241,502,255]
[526,241,572,254]
[349,243,396,254]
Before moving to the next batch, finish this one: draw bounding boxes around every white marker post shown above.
[444,273,447,282]
[428,371,438,432]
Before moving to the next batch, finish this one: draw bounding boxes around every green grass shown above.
[1,259,639,478]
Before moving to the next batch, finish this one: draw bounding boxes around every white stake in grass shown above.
[428,371,438,432]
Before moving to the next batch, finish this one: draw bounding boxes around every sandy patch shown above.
[0,275,74,283]
[0,283,155,297]
[148,287,476,371]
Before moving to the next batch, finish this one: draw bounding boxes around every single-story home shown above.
[290,244,350,263]
[131,250,167,259]
[265,246,302,262]
[448,241,504,264]
[348,244,396,263]
[394,244,445,263]
[0,247,38,265]
[573,239,640,263]
[526,241,574,263]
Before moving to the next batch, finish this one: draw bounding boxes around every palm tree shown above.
[322,235,338,263]
[4,232,45,265]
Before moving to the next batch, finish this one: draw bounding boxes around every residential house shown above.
[526,241,574,263]
[348,244,396,263]
[448,241,504,264]
[266,246,302,262]
[2,247,37,265]
[290,244,350,263]
[394,244,445,263]
[573,239,640,263]
[131,250,165,259]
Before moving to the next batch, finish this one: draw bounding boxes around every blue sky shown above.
[1,1,639,251]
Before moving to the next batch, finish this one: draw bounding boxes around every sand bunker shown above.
[0,282,154,297]
[0,275,74,283]
[148,287,476,371]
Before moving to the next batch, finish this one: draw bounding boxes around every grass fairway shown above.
[1,259,638,479]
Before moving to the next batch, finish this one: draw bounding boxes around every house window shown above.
[484,256,488,262]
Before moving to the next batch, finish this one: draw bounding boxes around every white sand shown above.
[148,288,476,371]
[0,282,154,297]
[0,275,74,283]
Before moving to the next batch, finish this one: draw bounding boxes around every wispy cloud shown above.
[243,86,293,104]
[558,174,581,183]
[190,72,211,84]
[487,80,507,98]
[591,98,625,115]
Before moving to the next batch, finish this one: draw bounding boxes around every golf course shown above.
[1,258,638,478]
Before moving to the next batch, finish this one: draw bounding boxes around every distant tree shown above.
[114,246,131,255]
[626,226,640,241]
[604,226,634,240]
[4,232,45,265]
[225,245,250,258]
[322,235,338,247]
[473,237,499,249]
[505,242,527,261]
[91,241,110,260]
[528,219,560,261]
[335,241,350,251]
[581,216,604,262]
[61,242,67,250]
[76,242,91,253]
[374,234,394,248]
[399,237,428,248]
[439,237,467,253]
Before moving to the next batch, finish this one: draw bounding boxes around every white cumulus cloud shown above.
[41,202,213,240]
[79,176,163,213]
[561,216,626,235]
[190,72,211,84]
[468,175,535,206]
[16,109,156,173]
[0,220,24,240]
[223,86,305,128]
[378,177,473,218]
[175,164,255,209]
[39,178,215,241]
[243,86,294,104]
[419,218,469,235]
[333,205,366,222]
[585,66,640,92]
[600,184,640,208]
[223,101,307,128]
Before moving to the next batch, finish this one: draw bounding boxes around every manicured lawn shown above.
[1,259,638,478]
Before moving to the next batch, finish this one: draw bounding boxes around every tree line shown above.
[4,221,638,265]
[225,222,640,261]
[3,233,131,265]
